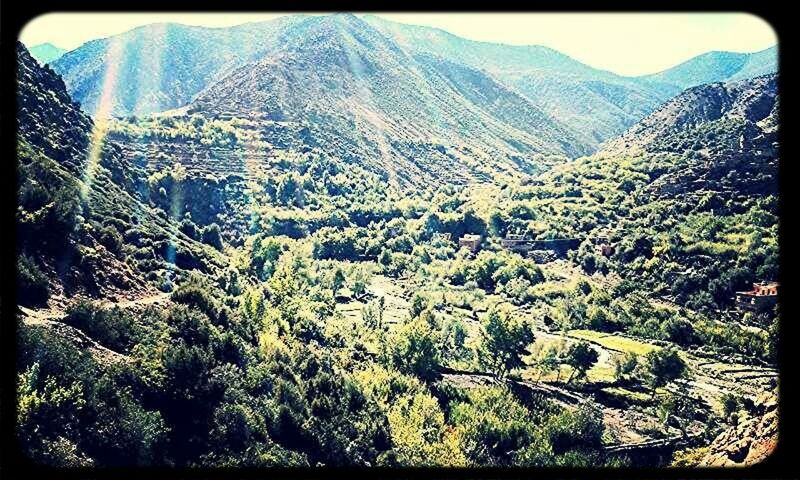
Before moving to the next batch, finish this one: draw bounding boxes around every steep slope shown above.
[50,16,310,116]
[601,74,778,158]
[361,14,669,148]
[16,42,226,306]
[600,74,779,203]
[187,14,590,186]
[639,47,777,94]
[28,42,67,64]
[697,392,777,466]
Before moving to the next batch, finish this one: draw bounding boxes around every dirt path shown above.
[20,316,131,365]
[18,292,171,322]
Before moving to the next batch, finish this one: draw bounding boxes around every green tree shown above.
[386,315,442,380]
[331,268,346,297]
[536,346,560,382]
[644,348,687,397]
[201,223,224,250]
[563,342,599,384]
[613,352,639,383]
[17,253,50,307]
[377,296,386,329]
[478,309,534,379]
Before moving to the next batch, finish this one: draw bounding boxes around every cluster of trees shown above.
[17,240,620,467]
[448,250,545,303]
[493,145,778,325]
[109,115,246,148]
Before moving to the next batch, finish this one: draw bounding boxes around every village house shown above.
[458,234,482,253]
[735,281,779,312]
[500,233,532,252]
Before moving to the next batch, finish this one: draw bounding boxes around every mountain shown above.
[28,42,67,64]
[50,16,310,116]
[639,46,777,94]
[45,14,779,157]
[16,42,226,303]
[361,15,669,148]
[186,14,591,185]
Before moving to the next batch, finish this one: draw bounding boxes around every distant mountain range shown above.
[43,14,777,160]
[28,42,67,64]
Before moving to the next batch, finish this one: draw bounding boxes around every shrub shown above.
[63,301,137,353]
[17,253,50,306]
[97,225,124,256]
[202,223,224,250]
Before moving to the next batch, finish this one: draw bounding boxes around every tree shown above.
[478,310,534,379]
[536,346,560,382]
[331,268,346,298]
[17,253,50,307]
[656,392,694,436]
[351,267,369,299]
[644,348,687,397]
[563,342,599,384]
[386,315,442,380]
[613,352,639,384]
[377,296,386,330]
[449,387,536,466]
[660,316,696,345]
[409,293,428,319]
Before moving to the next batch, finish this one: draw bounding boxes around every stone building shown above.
[458,234,482,253]
[735,282,779,312]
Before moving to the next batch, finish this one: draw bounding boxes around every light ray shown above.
[80,35,125,202]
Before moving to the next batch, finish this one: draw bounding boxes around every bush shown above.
[63,302,137,353]
[171,276,220,322]
[450,387,537,466]
[202,223,224,250]
[179,218,200,240]
[17,254,50,306]
[97,225,124,256]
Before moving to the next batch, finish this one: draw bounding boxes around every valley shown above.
[14,14,779,469]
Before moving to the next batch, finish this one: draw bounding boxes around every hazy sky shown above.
[20,12,777,76]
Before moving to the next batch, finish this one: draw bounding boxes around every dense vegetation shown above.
[15,35,779,469]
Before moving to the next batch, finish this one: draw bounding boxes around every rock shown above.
[697,391,777,466]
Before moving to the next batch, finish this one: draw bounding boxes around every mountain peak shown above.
[28,42,68,64]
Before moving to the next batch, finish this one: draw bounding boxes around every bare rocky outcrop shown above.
[699,391,778,466]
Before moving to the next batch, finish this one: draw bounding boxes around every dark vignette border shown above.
[0,1,795,479]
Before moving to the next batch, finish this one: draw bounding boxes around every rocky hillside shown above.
[600,74,778,158]
[187,14,589,186]
[699,392,778,466]
[599,75,778,202]
[17,44,94,170]
[16,42,226,306]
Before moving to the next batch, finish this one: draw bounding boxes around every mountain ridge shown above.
[50,14,777,154]
[28,42,67,64]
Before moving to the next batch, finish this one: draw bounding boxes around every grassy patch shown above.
[568,329,661,356]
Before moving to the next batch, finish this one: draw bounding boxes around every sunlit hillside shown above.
[15,14,779,469]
